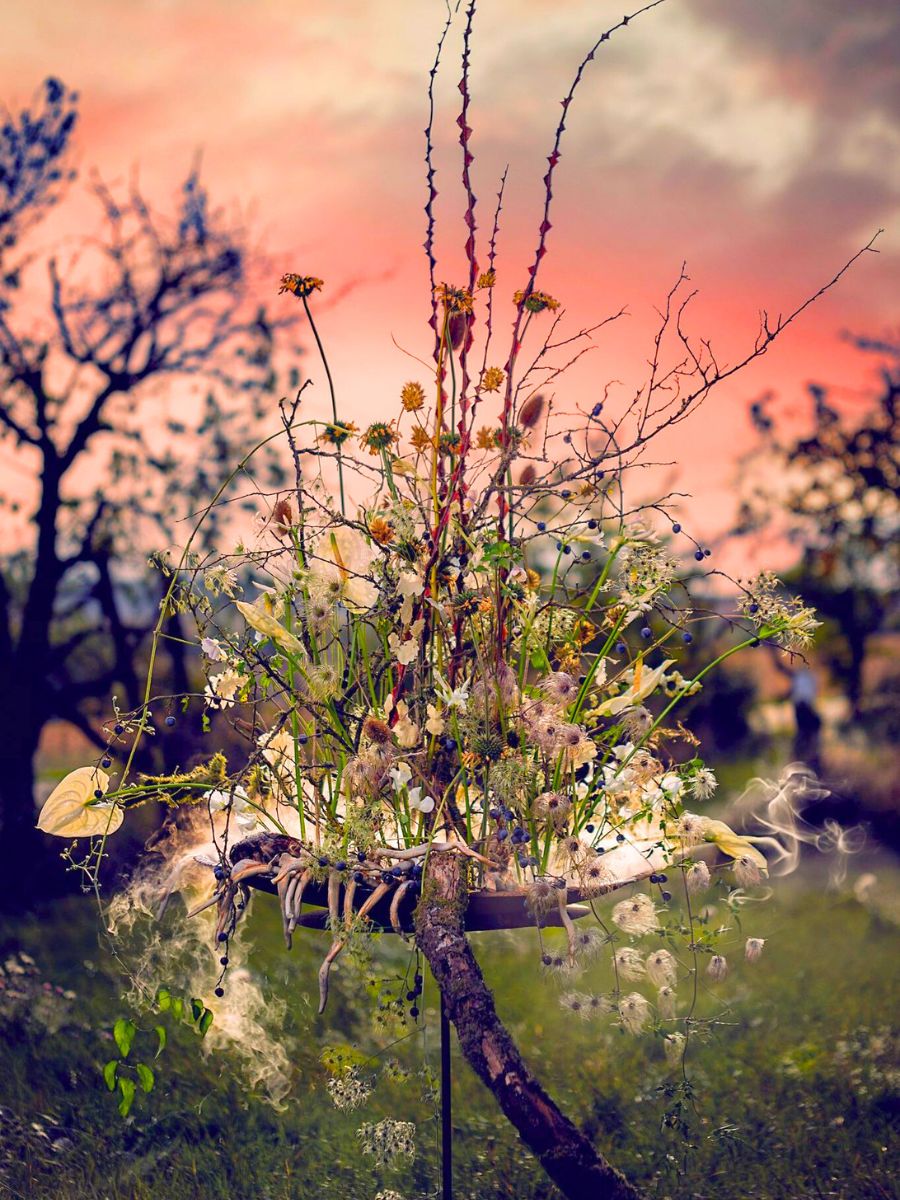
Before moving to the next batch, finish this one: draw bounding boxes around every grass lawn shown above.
[0,860,897,1200]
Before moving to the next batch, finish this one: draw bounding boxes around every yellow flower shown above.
[318,421,358,447]
[401,382,425,412]
[361,422,397,455]
[513,289,559,313]
[476,426,499,450]
[37,766,122,838]
[410,427,434,454]
[367,515,395,546]
[476,269,496,289]
[480,366,504,393]
[434,282,474,314]
[278,274,324,299]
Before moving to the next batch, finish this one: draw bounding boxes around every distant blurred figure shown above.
[790,666,822,772]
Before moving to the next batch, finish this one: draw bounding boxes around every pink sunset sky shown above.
[4,0,899,564]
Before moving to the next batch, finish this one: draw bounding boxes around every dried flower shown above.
[513,289,560,313]
[664,1031,685,1065]
[612,893,659,937]
[401,381,426,411]
[619,992,651,1034]
[357,1119,415,1166]
[279,273,324,298]
[434,282,474,314]
[684,861,711,895]
[319,420,358,446]
[518,393,545,430]
[362,422,398,455]
[410,426,434,454]
[734,853,763,887]
[657,985,677,1019]
[707,954,729,983]
[327,1069,372,1110]
[614,947,647,982]
[646,948,677,988]
[481,365,505,392]
[532,791,572,832]
[745,937,766,963]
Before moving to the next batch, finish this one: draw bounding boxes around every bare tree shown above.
[0,79,293,902]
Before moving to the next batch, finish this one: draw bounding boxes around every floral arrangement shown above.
[33,5,863,1191]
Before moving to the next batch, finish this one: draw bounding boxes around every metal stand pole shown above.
[440,994,453,1200]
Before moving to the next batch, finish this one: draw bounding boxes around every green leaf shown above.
[172,996,184,1020]
[113,1018,136,1059]
[103,1059,118,1092]
[198,1008,214,1037]
[117,1076,136,1117]
[154,1024,167,1058]
[156,987,171,1012]
[190,998,204,1023]
[135,1063,155,1093]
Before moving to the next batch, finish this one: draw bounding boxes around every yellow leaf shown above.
[37,766,122,838]
[235,600,305,656]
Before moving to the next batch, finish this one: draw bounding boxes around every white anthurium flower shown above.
[316,527,378,612]
[596,659,675,717]
[407,787,435,814]
[234,600,305,657]
[37,766,122,838]
[389,763,413,792]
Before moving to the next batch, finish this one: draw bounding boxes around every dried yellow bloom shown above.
[319,421,358,446]
[513,289,559,313]
[476,269,496,289]
[361,422,397,455]
[368,516,395,546]
[481,366,504,393]
[401,381,425,412]
[279,274,324,299]
[476,426,499,450]
[410,427,434,454]
[434,282,474,313]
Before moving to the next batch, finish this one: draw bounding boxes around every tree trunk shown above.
[0,732,66,911]
[415,852,642,1200]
